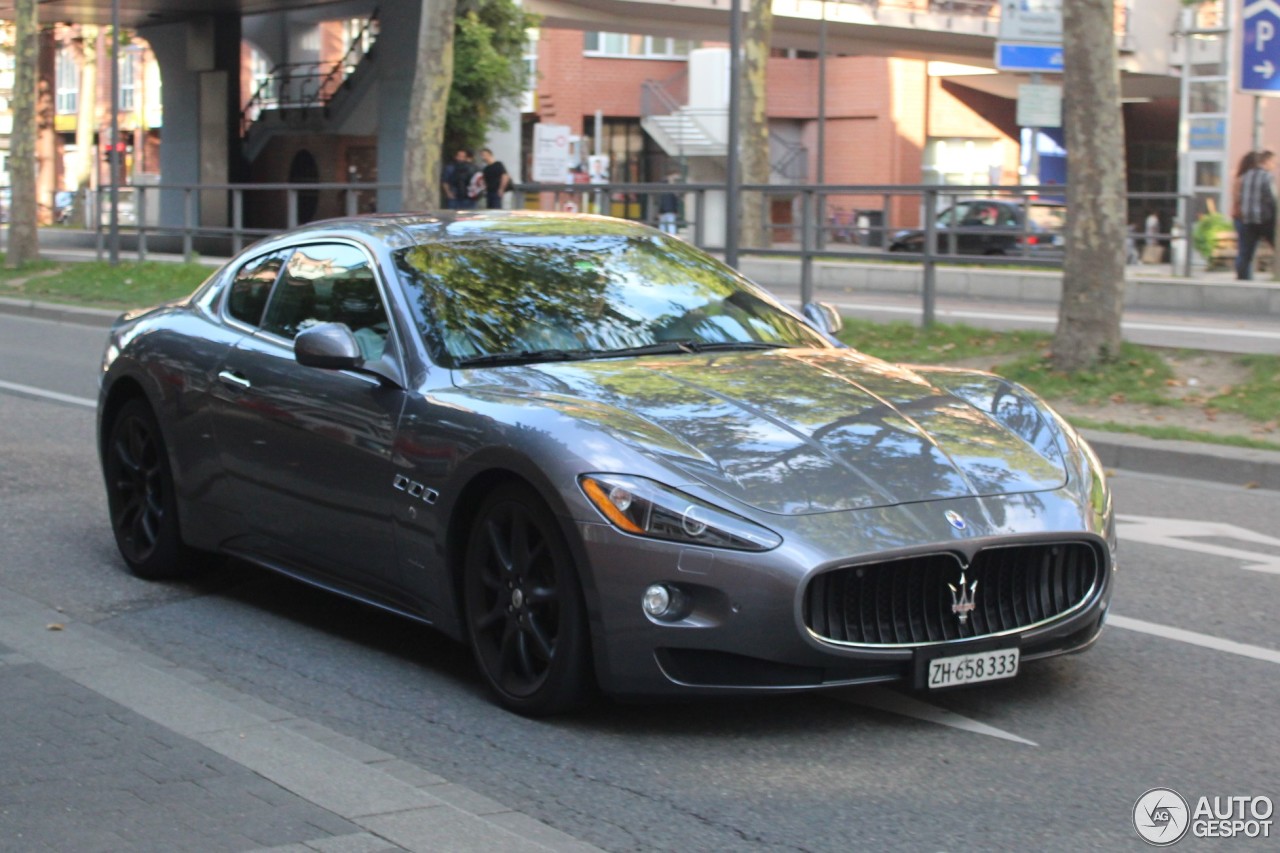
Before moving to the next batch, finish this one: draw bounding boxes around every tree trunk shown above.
[7,0,39,267]
[402,0,457,211]
[738,0,772,250]
[71,26,100,228]
[1052,0,1126,371]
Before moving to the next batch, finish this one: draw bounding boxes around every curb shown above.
[1081,429,1280,491]
[0,295,121,327]
[2,296,1277,492]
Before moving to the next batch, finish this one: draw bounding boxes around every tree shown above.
[403,0,534,210]
[6,0,38,267]
[738,0,772,249]
[445,0,535,154]
[1051,0,1126,371]
[403,0,457,210]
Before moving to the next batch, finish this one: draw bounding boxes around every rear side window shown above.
[261,243,391,361]
[226,252,287,327]
[1028,205,1066,230]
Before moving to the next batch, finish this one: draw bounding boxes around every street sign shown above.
[995,42,1064,73]
[998,0,1062,44]
[1241,0,1280,95]
[531,123,571,182]
[1016,83,1062,128]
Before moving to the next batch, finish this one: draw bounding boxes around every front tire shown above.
[103,399,200,580]
[462,483,592,715]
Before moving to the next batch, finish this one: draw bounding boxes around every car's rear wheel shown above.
[104,399,200,580]
[463,483,591,715]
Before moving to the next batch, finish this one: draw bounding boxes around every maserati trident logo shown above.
[948,570,978,624]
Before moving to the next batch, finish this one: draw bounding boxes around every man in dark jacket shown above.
[479,148,510,210]
[441,149,478,210]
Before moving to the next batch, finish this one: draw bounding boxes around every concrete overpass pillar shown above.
[374,1,422,212]
[144,14,243,228]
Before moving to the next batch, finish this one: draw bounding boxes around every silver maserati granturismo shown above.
[98,211,1115,715]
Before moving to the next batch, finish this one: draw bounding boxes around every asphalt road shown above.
[3,313,1279,851]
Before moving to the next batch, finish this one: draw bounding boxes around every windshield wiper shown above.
[590,340,793,359]
[455,349,591,368]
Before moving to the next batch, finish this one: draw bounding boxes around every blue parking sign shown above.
[1242,0,1280,95]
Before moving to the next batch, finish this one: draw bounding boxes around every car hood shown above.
[453,349,1067,515]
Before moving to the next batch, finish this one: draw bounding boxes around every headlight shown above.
[579,474,781,552]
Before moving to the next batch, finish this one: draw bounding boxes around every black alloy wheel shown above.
[463,483,591,715]
[103,399,194,580]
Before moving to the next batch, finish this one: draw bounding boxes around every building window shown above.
[583,32,697,59]
[118,52,136,111]
[248,47,276,107]
[521,28,538,113]
[55,46,78,115]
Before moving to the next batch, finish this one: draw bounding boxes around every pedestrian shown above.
[657,172,681,235]
[479,148,510,210]
[441,149,478,210]
[1236,149,1276,280]
[1231,150,1259,259]
[1142,210,1161,263]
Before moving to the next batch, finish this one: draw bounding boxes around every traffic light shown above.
[101,141,129,162]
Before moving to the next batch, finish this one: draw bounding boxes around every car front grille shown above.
[803,542,1101,646]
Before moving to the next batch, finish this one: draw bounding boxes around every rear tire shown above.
[103,399,203,580]
[462,483,592,715]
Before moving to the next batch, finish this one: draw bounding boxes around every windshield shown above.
[393,224,831,367]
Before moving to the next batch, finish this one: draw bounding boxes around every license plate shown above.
[926,648,1020,689]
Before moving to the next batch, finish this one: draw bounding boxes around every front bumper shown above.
[576,501,1114,699]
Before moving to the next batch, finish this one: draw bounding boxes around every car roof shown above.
[256,210,655,252]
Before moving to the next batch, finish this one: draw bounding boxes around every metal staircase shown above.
[240,12,380,162]
[640,67,808,182]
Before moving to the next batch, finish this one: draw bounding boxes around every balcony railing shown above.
[240,11,380,134]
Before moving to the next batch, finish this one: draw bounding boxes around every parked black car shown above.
[889,199,1065,257]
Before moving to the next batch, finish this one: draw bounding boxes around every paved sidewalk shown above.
[0,589,599,853]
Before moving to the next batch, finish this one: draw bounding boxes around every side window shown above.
[226,252,287,327]
[262,243,391,362]
[940,203,971,226]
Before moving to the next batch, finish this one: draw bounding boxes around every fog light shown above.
[643,584,673,618]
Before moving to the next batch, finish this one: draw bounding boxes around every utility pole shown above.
[724,0,742,268]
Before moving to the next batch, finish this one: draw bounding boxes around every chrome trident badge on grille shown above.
[948,570,978,624]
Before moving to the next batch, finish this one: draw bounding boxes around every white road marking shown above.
[0,378,96,408]
[1116,514,1280,574]
[1109,615,1280,666]
[835,686,1038,746]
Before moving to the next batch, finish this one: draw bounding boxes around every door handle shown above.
[217,370,251,390]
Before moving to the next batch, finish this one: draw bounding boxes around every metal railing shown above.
[88,182,395,262]
[86,180,1191,326]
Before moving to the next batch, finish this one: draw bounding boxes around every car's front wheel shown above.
[103,398,201,580]
[463,483,592,715]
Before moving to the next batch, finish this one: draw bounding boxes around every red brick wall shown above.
[535,29,686,131]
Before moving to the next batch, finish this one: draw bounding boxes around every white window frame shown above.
[55,46,78,115]
[583,32,696,60]
[118,50,137,112]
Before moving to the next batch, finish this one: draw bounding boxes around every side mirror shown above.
[295,322,363,371]
[802,301,844,336]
